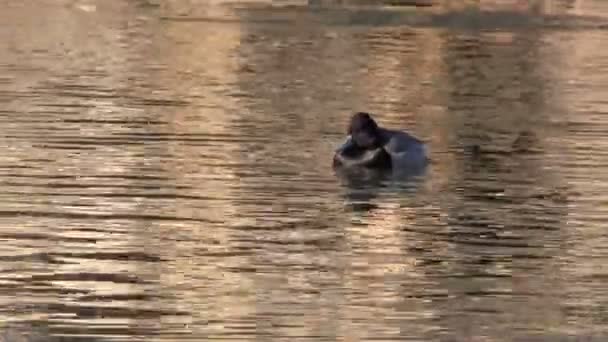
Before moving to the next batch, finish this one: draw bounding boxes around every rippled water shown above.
[2,0,608,341]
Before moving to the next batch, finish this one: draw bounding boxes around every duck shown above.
[333,112,428,171]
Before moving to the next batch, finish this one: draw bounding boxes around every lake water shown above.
[2,0,608,341]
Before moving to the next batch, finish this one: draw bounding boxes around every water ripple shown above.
[1,0,607,341]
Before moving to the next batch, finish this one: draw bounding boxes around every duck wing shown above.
[380,129,428,169]
[381,129,424,154]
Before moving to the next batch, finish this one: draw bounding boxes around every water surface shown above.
[2,0,608,341]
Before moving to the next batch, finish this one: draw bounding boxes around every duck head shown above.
[348,112,384,149]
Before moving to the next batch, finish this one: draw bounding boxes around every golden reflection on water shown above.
[1,0,608,341]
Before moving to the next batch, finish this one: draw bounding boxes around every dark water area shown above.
[1,0,608,341]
